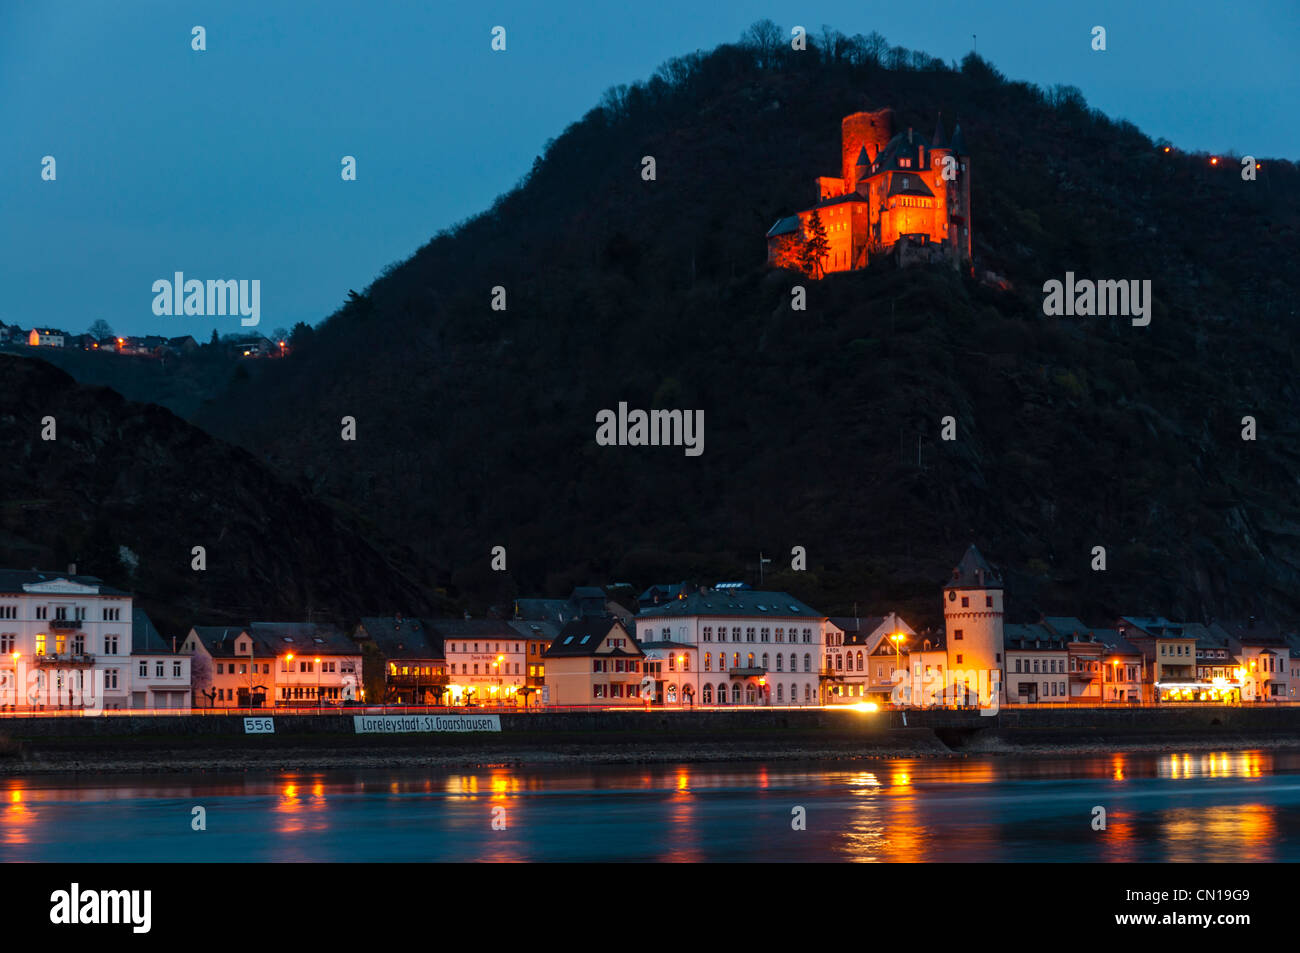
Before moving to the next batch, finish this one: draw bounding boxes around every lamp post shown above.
[315,657,321,708]
[496,654,504,708]
[890,633,906,706]
[8,652,17,711]
[284,653,294,708]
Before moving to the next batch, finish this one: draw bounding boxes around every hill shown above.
[0,355,450,635]
[188,26,1300,629]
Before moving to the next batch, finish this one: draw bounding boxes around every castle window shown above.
[961,596,969,607]
[955,629,964,641]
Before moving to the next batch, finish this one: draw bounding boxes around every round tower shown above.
[942,545,1003,706]
[841,108,894,190]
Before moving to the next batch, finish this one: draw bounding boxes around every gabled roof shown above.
[1092,628,1142,656]
[855,145,870,167]
[1003,623,1066,650]
[1118,617,1189,639]
[131,609,176,655]
[544,619,639,658]
[507,619,561,642]
[944,545,1002,590]
[887,173,935,198]
[1041,616,1092,639]
[766,215,802,238]
[1209,619,1290,647]
[357,617,444,660]
[426,618,522,641]
[247,622,358,656]
[636,589,825,620]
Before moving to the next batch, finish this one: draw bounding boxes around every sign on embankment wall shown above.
[353,714,501,733]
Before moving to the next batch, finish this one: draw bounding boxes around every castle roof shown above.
[855,145,870,167]
[931,114,947,149]
[944,545,1002,590]
[887,173,935,198]
[766,215,802,238]
[950,123,968,155]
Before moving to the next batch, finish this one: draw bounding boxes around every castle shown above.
[765,108,972,275]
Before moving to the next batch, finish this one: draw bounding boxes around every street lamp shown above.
[890,633,906,704]
[314,657,321,708]
[8,652,17,711]
[285,653,294,708]
[496,655,504,708]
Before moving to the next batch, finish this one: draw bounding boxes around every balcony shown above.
[50,619,83,630]
[34,653,95,666]
[729,667,767,678]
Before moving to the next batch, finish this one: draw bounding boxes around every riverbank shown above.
[4,720,1300,774]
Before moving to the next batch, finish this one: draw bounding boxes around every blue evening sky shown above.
[3,0,1297,337]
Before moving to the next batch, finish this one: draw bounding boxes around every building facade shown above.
[634,588,829,706]
[0,569,134,711]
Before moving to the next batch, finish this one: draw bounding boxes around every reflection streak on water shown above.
[0,749,1296,862]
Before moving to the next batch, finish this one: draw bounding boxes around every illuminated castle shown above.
[765,108,972,275]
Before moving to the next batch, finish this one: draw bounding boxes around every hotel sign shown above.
[353,714,501,733]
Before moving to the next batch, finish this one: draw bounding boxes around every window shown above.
[760,628,770,643]
[36,607,47,620]
[703,684,713,704]
[139,661,147,677]
[775,628,784,643]
[173,662,182,678]
[104,635,119,655]
[156,662,164,677]
[956,654,963,665]
[703,627,712,642]
[776,655,784,672]
[804,654,811,673]
[105,669,118,689]
[745,627,755,643]
[954,629,963,641]
[0,634,12,653]
[961,597,969,608]
[0,607,14,620]
[986,596,993,607]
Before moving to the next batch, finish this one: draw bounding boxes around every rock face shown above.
[0,355,447,635]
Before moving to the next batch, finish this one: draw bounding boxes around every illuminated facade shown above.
[766,108,972,275]
[943,546,1004,707]
[634,587,829,706]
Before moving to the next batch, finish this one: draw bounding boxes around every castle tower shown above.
[943,545,1003,705]
[842,109,894,190]
[948,122,972,264]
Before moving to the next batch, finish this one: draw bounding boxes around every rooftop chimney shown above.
[68,563,76,576]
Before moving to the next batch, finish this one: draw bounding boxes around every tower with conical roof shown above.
[942,545,1003,706]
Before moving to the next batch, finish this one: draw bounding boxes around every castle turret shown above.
[943,545,1003,706]
[841,109,894,189]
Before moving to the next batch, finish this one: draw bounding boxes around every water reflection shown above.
[0,750,1297,862]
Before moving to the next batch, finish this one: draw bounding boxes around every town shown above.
[0,547,1292,714]
[0,322,290,359]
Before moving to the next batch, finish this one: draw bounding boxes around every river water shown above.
[1,749,1297,861]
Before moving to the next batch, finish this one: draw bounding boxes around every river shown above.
[1,749,1296,861]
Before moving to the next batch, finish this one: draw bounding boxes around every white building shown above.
[634,586,829,706]
[130,609,191,708]
[429,619,528,706]
[1002,623,1070,704]
[0,568,134,711]
[826,612,915,703]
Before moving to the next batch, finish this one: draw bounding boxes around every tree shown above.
[87,319,113,340]
[288,321,315,349]
[799,209,830,279]
[209,328,219,346]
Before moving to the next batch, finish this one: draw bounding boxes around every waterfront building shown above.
[943,546,1004,707]
[354,616,447,704]
[183,622,360,707]
[129,610,191,709]
[1210,620,1291,702]
[1002,624,1069,704]
[1116,618,1199,703]
[634,587,828,706]
[429,618,528,706]
[508,619,557,706]
[0,567,134,711]
[543,618,644,705]
[826,612,914,703]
